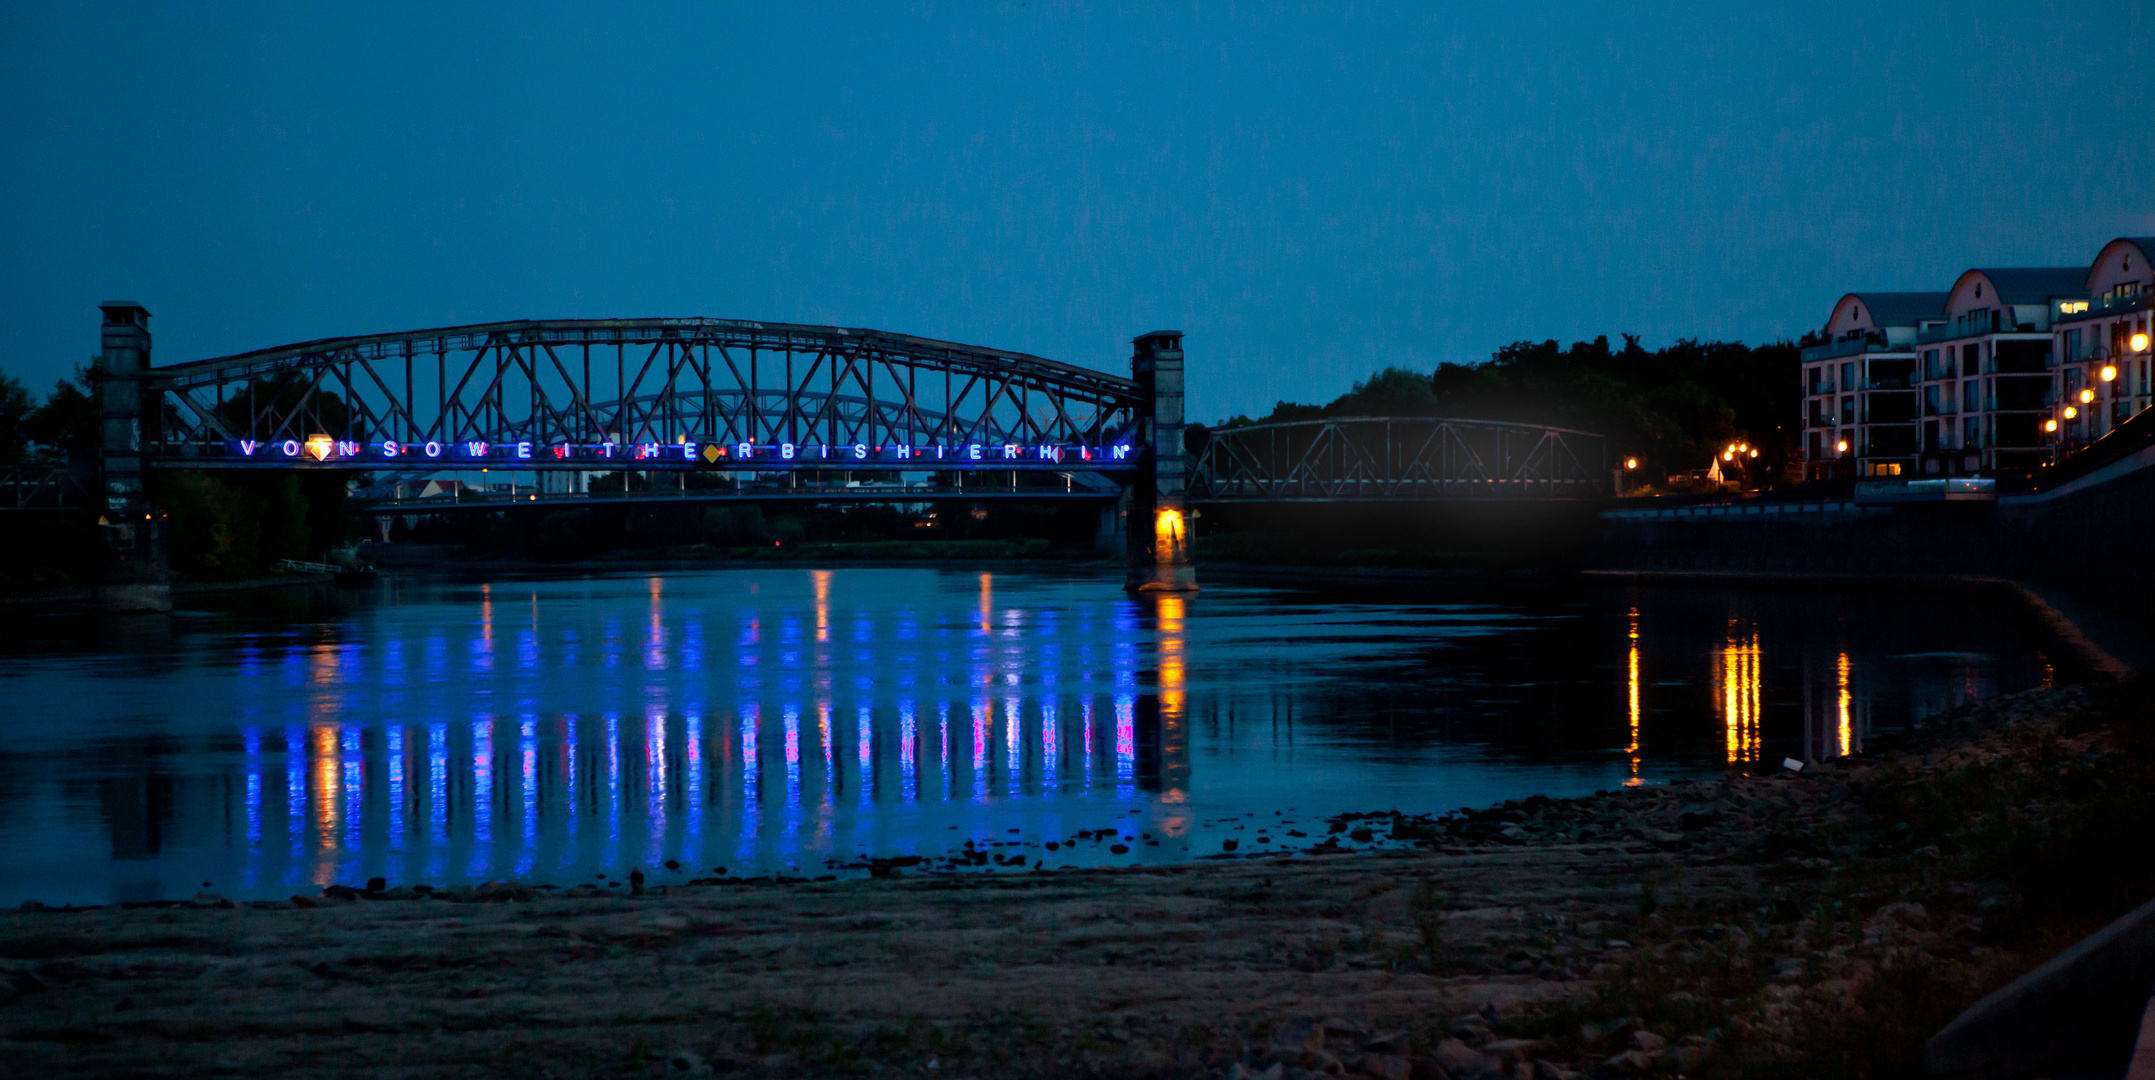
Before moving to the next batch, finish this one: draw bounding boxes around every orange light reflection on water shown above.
[812,570,832,644]
[1837,651,1853,757]
[1625,606,1643,784]
[1719,626,1762,763]
[309,724,341,887]
[1157,594,1188,802]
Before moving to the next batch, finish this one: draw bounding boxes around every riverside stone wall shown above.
[1592,455,2155,631]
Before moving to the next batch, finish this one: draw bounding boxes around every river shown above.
[0,568,2054,905]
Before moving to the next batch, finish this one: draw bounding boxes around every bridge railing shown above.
[1190,416,1607,501]
[357,471,1123,511]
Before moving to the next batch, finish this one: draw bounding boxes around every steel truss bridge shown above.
[1190,416,1606,502]
[1,311,1612,516]
[133,318,1149,509]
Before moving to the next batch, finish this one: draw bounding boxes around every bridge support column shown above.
[94,302,170,613]
[1125,331,1198,593]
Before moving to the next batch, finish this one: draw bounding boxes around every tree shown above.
[25,364,100,461]
[0,371,30,464]
[1213,333,1802,485]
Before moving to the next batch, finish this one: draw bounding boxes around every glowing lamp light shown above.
[2065,406,2079,419]
[1624,458,1638,470]
[2133,333,2150,353]
[2046,419,2059,432]
[1154,507,1185,549]
[1722,451,1733,461]
[2081,389,2097,404]
[1748,449,1759,458]
[304,435,334,461]
[2102,365,2119,382]
[1835,440,1849,453]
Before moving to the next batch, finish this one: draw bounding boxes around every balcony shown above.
[1918,322,2052,346]
[1799,336,1919,363]
[2056,290,2152,326]
[1864,398,1917,424]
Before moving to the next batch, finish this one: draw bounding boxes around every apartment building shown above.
[1800,237,2155,479]
[1799,292,1944,480]
[2053,237,2155,453]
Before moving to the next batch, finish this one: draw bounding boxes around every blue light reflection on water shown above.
[0,569,2058,905]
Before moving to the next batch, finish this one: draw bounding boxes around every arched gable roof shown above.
[2087,237,2155,296]
[1945,268,2086,315]
[1824,292,1948,336]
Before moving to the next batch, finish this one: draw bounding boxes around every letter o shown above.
[281,440,301,457]
[424,441,442,458]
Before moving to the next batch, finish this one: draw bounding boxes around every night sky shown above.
[3,2,2148,422]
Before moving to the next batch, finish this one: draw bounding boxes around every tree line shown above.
[0,365,100,463]
[1210,334,1813,483]
[0,365,363,585]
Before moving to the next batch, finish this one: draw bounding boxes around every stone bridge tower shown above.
[1125,331,1197,593]
[96,302,171,612]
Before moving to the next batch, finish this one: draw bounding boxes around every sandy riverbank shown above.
[5,683,2153,1079]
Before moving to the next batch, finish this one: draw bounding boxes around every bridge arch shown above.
[143,318,1150,471]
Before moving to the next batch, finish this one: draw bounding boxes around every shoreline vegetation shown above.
[5,683,2152,1078]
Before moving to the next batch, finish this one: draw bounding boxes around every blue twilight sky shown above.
[2,2,2149,422]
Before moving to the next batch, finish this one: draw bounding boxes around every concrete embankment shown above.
[5,684,2151,1079]
[1593,449,2155,679]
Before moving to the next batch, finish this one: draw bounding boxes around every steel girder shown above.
[143,318,1146,469]
[1190,416,1607,501]
[0,465,94,510]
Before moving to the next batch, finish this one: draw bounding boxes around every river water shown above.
[0,568,2054,905]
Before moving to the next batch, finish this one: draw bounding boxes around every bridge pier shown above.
[94,302,171,613]
[1125,331,1197,593]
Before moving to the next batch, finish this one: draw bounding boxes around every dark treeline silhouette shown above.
[0,365,100,465]
[1215,333,1813,482]
[0,365,368,588]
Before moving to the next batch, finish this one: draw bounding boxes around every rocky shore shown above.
[5,682,2152,1079]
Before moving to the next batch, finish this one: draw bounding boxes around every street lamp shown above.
[1835,439,1849,454]
[2065,406,2079,419]
[2133,332,2150,354]
[1624,458,1638,470]
[2081,389,2097,404]
[2102,365,2119,382]
[2046,419,2059,433]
